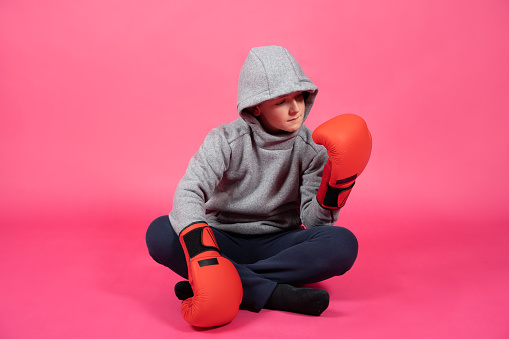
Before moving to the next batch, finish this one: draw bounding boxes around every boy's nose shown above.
[289,100,300,114]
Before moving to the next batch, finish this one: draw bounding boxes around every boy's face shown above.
[252,91,306,134]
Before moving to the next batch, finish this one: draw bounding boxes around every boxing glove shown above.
[179,222,243,327]
[312,114,372,209]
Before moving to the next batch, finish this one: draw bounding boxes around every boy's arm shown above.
[169,128,231,234]
[169,129,243,328]
[300,146,340,227]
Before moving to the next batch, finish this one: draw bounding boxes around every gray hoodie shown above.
[169,46,339,235]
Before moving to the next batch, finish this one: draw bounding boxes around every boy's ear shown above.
[252,106,261,117]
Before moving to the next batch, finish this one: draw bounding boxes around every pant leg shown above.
[145,217,358,313]
[244,226,359,285]
[211,225,358,312]
[145,216,276,312]
[145,215,188,279]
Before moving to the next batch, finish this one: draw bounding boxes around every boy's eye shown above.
[276,100,286,105]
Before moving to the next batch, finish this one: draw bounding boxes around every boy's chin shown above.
[278,127,301,134]
[263,122,302,135]
[285,122,303,133]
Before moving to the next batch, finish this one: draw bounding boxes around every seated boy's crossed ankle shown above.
[174,281,329,316]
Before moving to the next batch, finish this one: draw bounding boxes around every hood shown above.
[237,46,318,122]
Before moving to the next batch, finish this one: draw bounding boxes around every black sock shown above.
[264,284,329,316]
[174,281,193,300]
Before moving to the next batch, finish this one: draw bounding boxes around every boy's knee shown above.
[324,226,358,275]
[337,227,358,272]
[336,226,358,252]
[145,216,188,278]
[146,216,169,244]
[146,215,175,260]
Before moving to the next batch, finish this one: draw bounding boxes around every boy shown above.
[146,46,371,327]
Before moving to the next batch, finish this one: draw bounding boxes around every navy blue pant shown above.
[145,216,358,312]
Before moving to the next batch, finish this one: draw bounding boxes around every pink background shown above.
[1,0,509,338]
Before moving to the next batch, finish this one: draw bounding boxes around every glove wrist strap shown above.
[180,223,220,259]
[321,181,356,209]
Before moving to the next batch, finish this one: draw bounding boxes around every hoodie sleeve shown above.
[299,146,340,228]
[169,128,231,235]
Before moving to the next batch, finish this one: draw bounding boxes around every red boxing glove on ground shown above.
[312,114,372,209]
[179,222,243,327]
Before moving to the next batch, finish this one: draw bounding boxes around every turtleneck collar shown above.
[240,111,300,150]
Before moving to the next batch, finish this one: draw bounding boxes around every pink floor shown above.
[2,0,509,338]
[2,204,508,338]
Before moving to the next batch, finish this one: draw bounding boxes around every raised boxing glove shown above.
[179,222,243,327]
[312,114,372,209]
